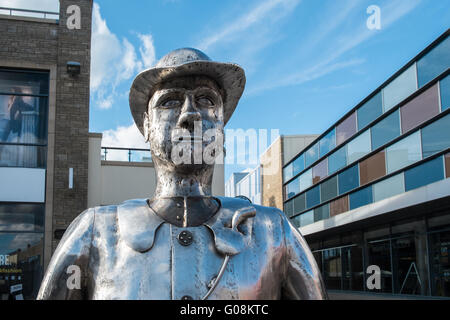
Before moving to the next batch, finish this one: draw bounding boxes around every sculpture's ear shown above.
[143,112,150,143]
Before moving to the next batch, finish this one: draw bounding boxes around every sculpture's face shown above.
[144,75,224,173]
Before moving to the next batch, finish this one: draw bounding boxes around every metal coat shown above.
[37,197,327,300]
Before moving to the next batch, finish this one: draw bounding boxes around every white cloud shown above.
[102,123,149,149]
[90,3,156,109]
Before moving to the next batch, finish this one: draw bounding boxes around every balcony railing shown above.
[0,7,59,20]
[101,147,152,163]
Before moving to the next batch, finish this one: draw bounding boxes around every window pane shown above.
[299,168,313,193]
[400,83,440,134]
[293,193,306,215]
[358,92,383,130]
[314,204,330,222]
[330,196,349,217]
[371,110,401,150]
[321,175,338,203]
[417,36,450,88]
[405,156,444,191]
[319,129,336,157]
[422,113,450,158]
[0,70,49,95]
[284,200,294,217]
[338,164,359,195]
[336,112,357,146]
[286,177,300,199]
[292,154,305,177]
[328,145,347,174]
[300,210,314,227]
[350,186,373,210]
[360,150,386,185]
[347,130,371,164]
[291,215,301,228]
[312,158,328,184]
[373,173,405,202]
[446,153,450,178]
[382,64,417,112]
[323,248,342,290]
[306,185,320,209]
[0,144,47,168]
[368,240,392,293]
[283,163,293,182]
[386,131,422,174]
[441,75,450,112]
[0,203,44,232]
[305,142,319,168]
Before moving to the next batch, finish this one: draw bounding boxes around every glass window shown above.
[422,113,450,158]
[336,112,357,146]
[320,175,338,203]
[305,142,319,168]
[417,36,450,88]
[349,186,373,210]
[306,185,320,209]
[347,130,371,164]
[284,200,294,217]
[293,193,306,215]
[373,173,405,202]
[283,163,293,182]
[360,150,386,185]
[328,145,347,174]
[0,204,44,232]
[341,246,365,291]
[441,75,450,112]
[323,248,342,290]
[292,154,305,177]
[291,215,301,228]
[330,196,349,217]
[392,236,421,295]
[319,129,336,158]
[401,83,440,134]
[358,92,382,130]
[405,156,444,191]
[371,110,401,150]
[446,153,450,178]
[314,204,330,222]
[338,164,359,195]
[382,64,417,113]
[299,168,313,193]
[293,210,314,228]
[429,229,450,297]
[368,239,392,293]
[312,158,327,184]
[286,177,299,199]
[386,131,422,174]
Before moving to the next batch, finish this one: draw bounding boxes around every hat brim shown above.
[129,60,246,137]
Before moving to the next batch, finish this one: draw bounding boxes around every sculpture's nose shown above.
[177,95,202,132]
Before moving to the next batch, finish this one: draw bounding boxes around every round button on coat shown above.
[178,230,194,246]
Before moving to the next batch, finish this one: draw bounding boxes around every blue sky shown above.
[3,0,450,181]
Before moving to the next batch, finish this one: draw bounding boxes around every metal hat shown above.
[129,48,246,136]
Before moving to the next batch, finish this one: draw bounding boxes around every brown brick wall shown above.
[261,137,284,211]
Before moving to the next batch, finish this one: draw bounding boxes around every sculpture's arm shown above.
[281,216,328,300]
[37,208,95,300]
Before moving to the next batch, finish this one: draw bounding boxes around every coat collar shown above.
[117,197,255,255]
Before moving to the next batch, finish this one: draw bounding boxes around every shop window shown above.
[306,185,320,209]
[299,168,313,193]
[0,70,49,169]
[338,164,359,195]
[319,129,336,158]
[429,228,450,297]
[373,173,405,202]
[400,83,440,134]
[323,248,342,290]
[347,130,371,164]
[391,236,421,295]
[404,156,445,191]
[328,145,347,174]
[417,36,450,88]
[360,150,386,185]
[371,110,401,150]
[314,204,329,222]
[440,75,450,112]
[293,193,306,215]
[336,112,357,146]
[342,246,364,291]
[386,131,422,174]
[358,92,383,130]
[305,142,319,168]
[312,158,327,184]
[368,239,393,293]
[421,113,450,158]
[320,175,338,203]
[382,64,417,113]
[349,185,373,210]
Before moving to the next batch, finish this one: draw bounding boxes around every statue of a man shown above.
[37,48,327,300]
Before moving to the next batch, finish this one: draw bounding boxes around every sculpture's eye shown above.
[161,99,181,108]
[196,96,214,107]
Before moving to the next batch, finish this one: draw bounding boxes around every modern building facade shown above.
[225,166,262,205]
[283,30,450,298]
[0,1,93,300]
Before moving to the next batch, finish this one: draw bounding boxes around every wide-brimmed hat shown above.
[129,48,246,136]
